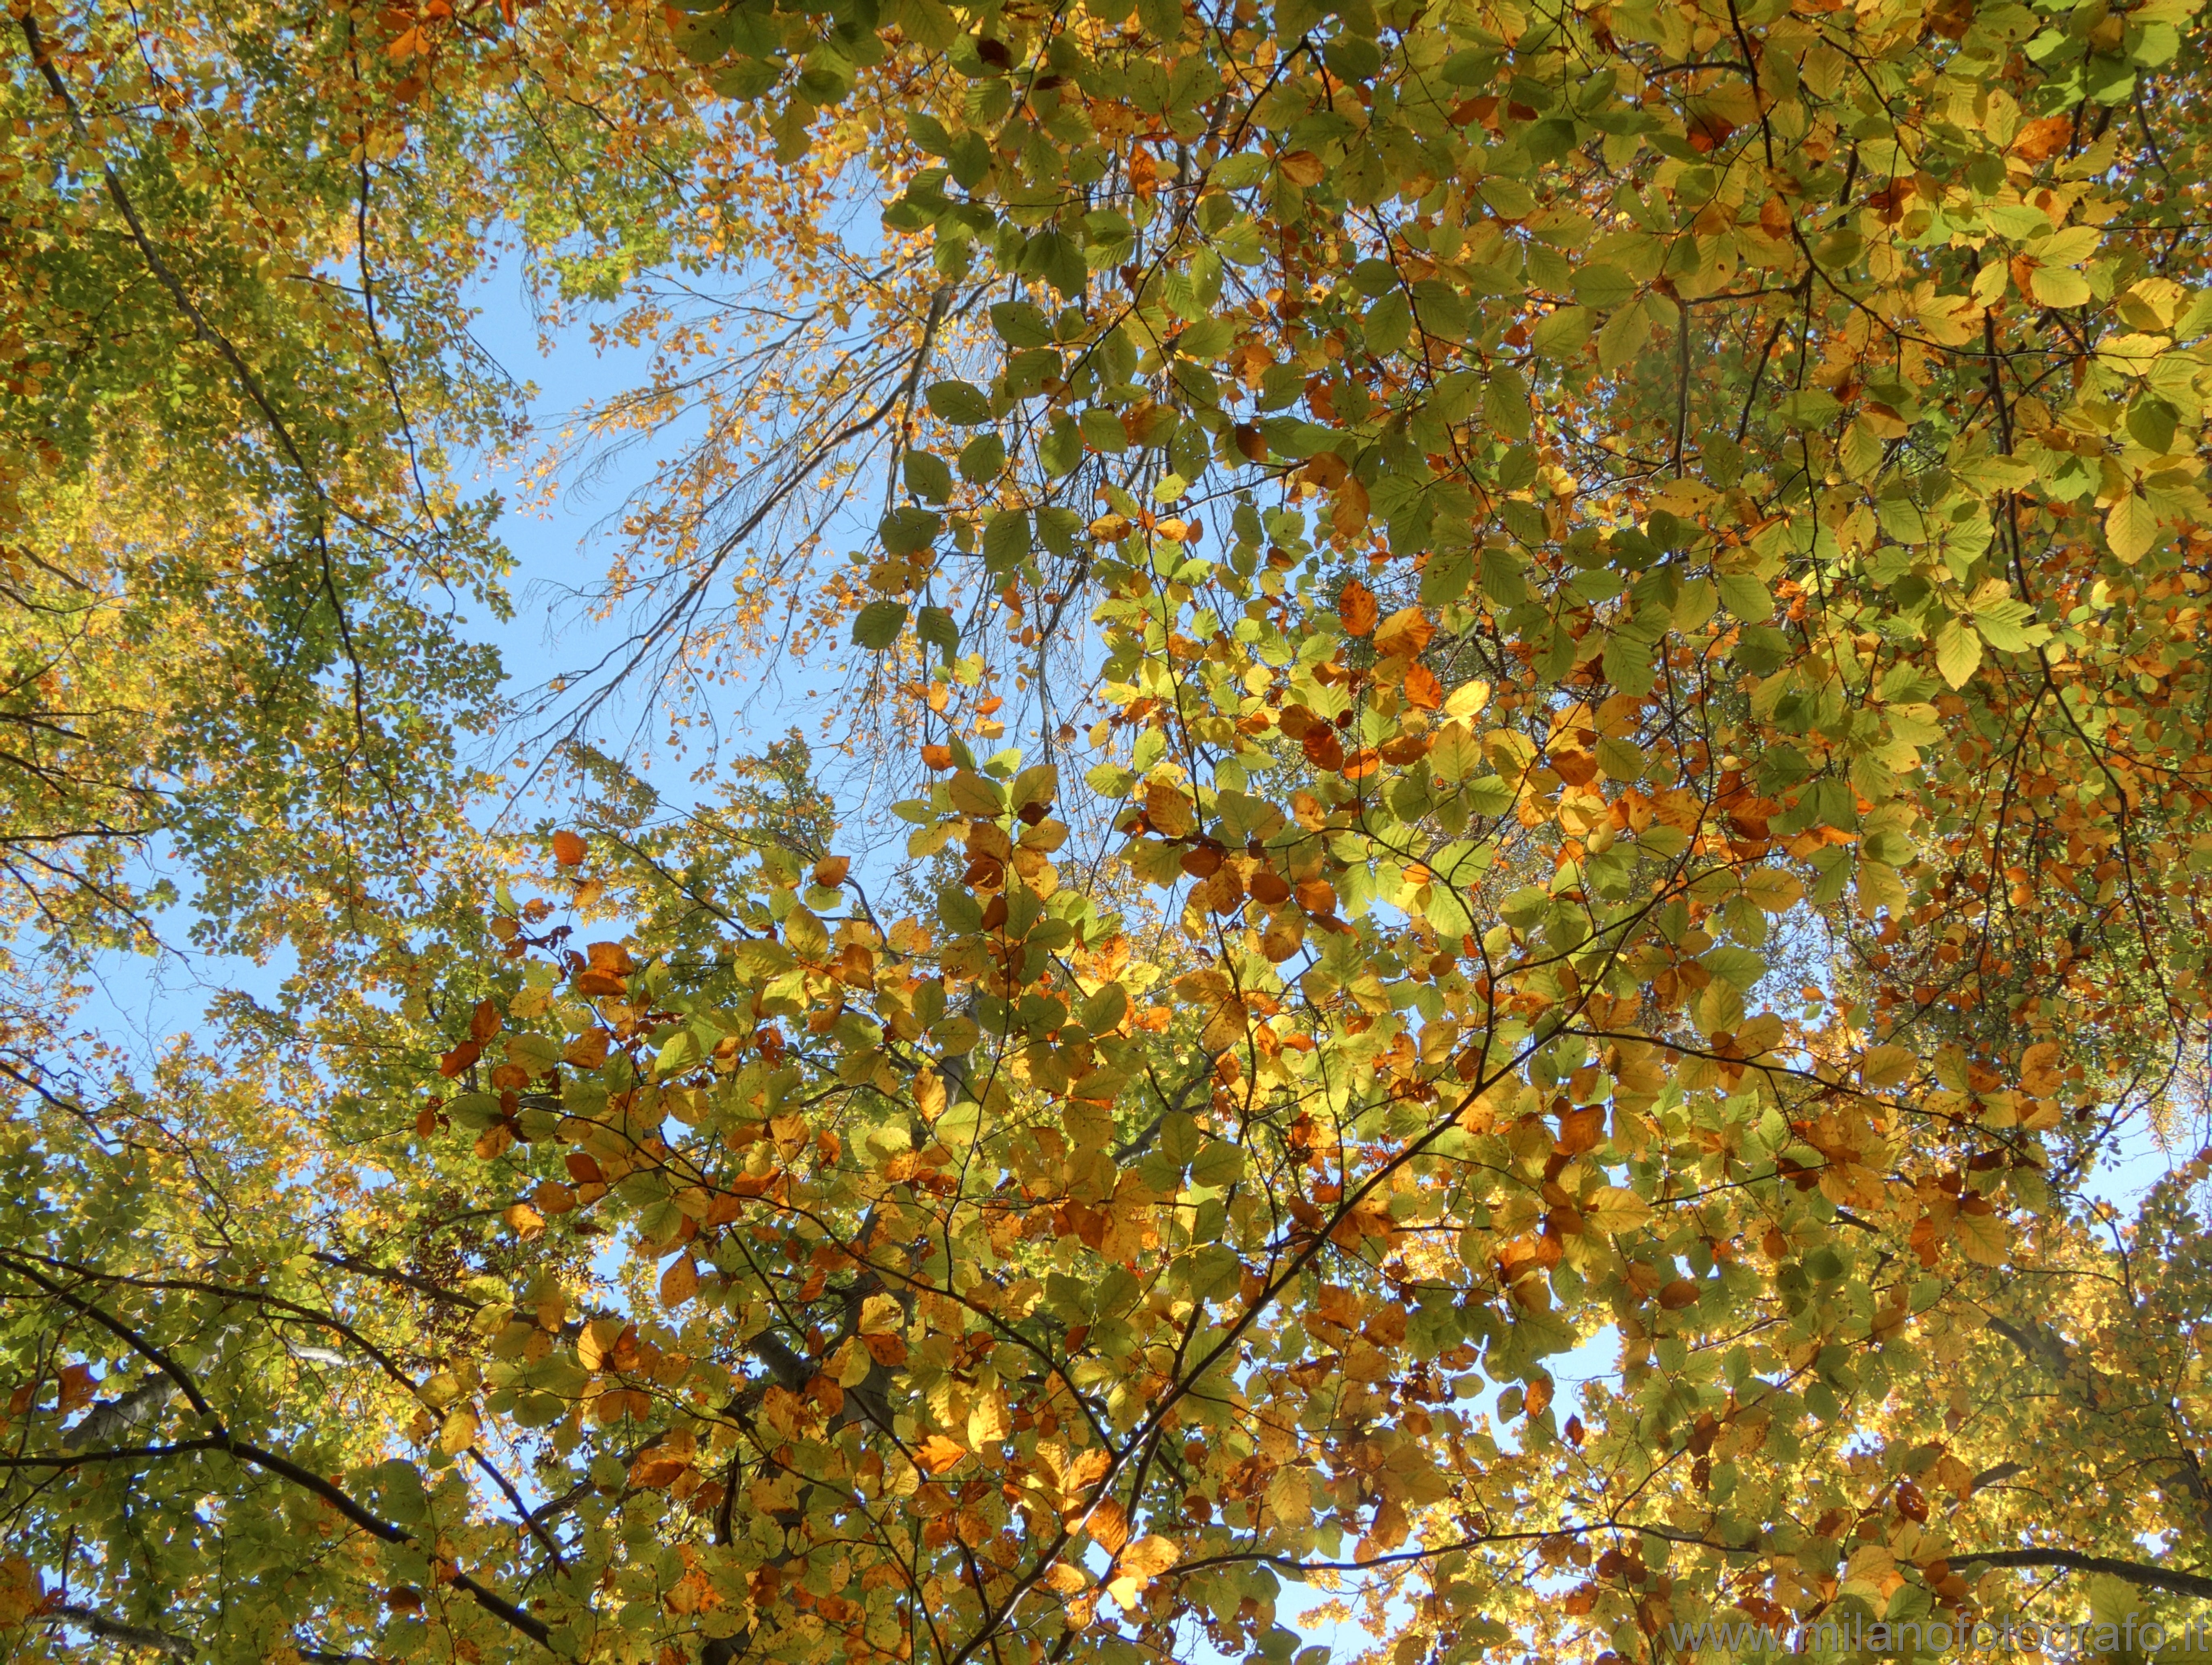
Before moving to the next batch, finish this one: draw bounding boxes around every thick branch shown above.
[1952,1549,2212,1602]
[49,1604,196,1659]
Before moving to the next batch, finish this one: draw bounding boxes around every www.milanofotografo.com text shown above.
[1661,1612,2211,1655]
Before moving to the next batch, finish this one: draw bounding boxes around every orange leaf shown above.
[439,1040,482,1078]
[552,829,587,866]
[813,856,851,887]
[1374,605,1434,660]
[1404,664,1442,711]
[631,1456,691,1489]
[914,1434,967,1474]
[469,999,502,1042]
[1555,1104,1607,1156]
[563,1028,611,1069]
[1089,1498,1131,1553]
[1339,579,1378,636]
[659,1256,699,1309]
[1329,478,1370,539]
[1278,150,1325,185]
[2011,114,2073,160]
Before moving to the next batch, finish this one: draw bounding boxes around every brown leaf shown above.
[1278,150,1325,185]
[1658,1278,1700,1310]
[469,998,502,1042]
[57,1364,95,1414]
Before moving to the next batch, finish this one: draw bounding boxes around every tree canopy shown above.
[7,0,2212,1660]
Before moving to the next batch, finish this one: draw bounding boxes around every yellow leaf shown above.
[578,1318,625,1372]
[1444,679,1491,719]
[1860,1045,1916,1089]
[860,1294,904,1334]
[967,1387,1010,1448]
[1955,1208,2007,1266]
[1584,1186,1651,1235]
[2106,491,2157,563]
[1120,1534,1180,1579]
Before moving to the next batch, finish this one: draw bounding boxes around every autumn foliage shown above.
[6,0,2212,1659]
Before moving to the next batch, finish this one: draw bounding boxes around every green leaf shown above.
[1971,597,2042,652]
[926,380,994,425]
[881,505,943,554]
[1420,547,1475,607]
[1479,177,1537,220]
[989,302,1053,348]
[1779,389,1843,429]
[917,604,960,655]
[1570,264,1636,310]
[853,599,909,649]
[983,510,1032,571]
[1530,305,1594,358]
[2029,265,2092,308]
[1717,571,1772,621]
[1364,291,1413,354]
[904,449,953,502]
[1596,302,1649,372]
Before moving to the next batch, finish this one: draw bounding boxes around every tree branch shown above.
[1952,1549,2212,1601]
